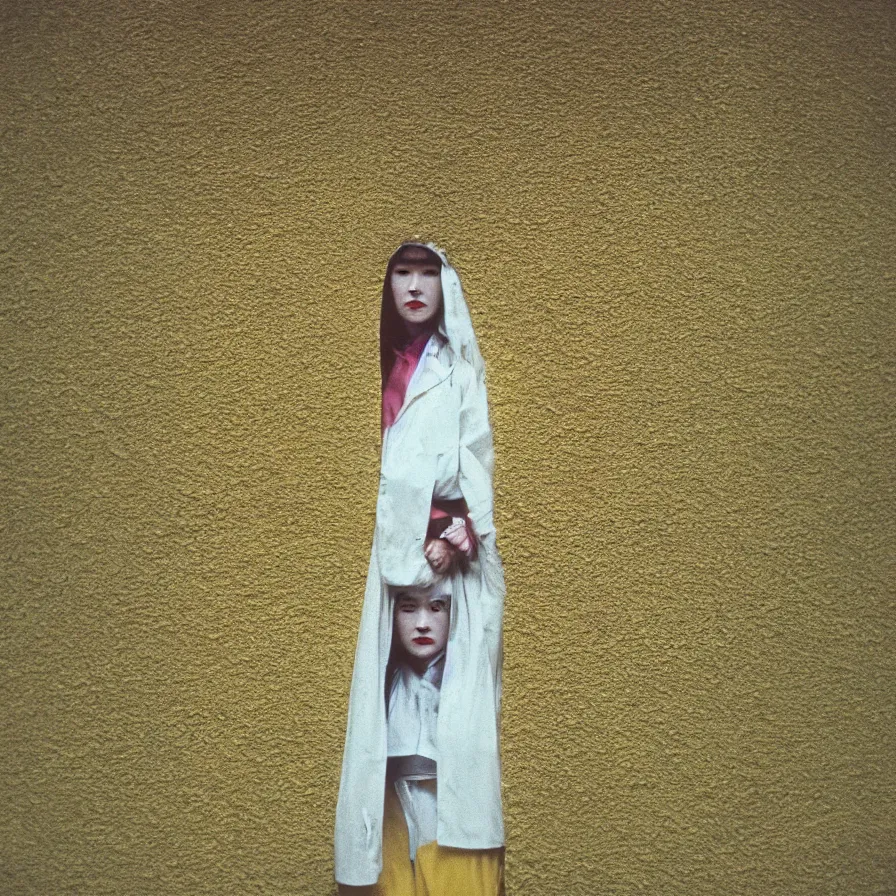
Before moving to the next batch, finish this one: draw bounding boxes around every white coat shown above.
[334,247,505,887]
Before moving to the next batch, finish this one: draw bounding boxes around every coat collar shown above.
[392,334,455,426]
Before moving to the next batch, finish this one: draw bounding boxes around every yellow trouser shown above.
[339,782,505,896]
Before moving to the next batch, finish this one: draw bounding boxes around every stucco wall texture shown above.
[2,1,894,893]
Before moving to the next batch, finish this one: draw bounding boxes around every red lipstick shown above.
[405,301,425,310]
[413,637,435,645]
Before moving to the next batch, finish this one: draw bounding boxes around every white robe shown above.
[387,654,443,861]
[334,247,505,887]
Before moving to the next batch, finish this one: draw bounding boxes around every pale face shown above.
[393,585,451,671]
[391,248,443,334]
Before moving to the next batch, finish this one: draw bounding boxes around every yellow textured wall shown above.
[2,1,893,893]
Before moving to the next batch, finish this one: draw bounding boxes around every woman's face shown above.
[391,247,442,333]
[394,585,450,670]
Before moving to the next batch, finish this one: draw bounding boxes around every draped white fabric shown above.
[334,247,505,887]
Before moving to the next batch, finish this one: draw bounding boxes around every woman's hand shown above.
[441,517,475,558]
[424,538,456,575]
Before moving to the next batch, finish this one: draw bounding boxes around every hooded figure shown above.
[335,243,505,888]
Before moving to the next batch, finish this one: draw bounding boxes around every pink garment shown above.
[381,334,430,432]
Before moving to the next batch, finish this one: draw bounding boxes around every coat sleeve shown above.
[457,364,497,538]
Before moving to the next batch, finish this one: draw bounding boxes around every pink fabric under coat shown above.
[381,334,430,432]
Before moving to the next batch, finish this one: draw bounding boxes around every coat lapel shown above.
[392,335,455,426]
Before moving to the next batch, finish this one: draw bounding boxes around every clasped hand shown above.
[424,538,456,574]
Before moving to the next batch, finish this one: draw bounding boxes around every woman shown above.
[335,243,505,892]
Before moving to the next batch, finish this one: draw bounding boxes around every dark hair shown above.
[380,244,444,387]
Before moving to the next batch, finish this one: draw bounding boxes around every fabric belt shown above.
[388,755,437,780]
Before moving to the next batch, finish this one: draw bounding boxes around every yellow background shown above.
[2,2,893,893]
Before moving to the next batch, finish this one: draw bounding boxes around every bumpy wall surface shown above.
[2,1,894,894]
